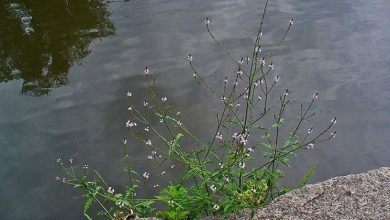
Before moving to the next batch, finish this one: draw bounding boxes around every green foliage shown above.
[58,0,336,219]
[297,167,316,189]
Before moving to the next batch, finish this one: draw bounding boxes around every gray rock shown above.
[225,167,390,220]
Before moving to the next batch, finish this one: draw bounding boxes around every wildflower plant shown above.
[59,0,336,219]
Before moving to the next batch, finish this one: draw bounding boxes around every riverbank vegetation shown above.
[58,0,336,219]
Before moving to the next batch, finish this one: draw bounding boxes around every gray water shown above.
[1,0,389,219]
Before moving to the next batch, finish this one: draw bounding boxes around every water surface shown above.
[0,0,389,219]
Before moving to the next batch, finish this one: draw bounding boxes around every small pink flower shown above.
[144,67,150,75]
[210,184,217,192]
[307,142,314,149]
[107,187,115,194]
[216,132,223,141]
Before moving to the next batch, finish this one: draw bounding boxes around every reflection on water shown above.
[0,0,114,96]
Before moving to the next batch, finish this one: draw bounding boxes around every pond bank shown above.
[225,167,390,219]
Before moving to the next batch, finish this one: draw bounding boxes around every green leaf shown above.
[278,156,290,167]
[83,194,94,220]
[297,167,316,188]
[169,133,184,156]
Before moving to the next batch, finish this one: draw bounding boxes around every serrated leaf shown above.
[83,194,94,220]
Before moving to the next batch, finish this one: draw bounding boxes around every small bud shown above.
[313,91,319,100]
[308,127,314,134]
[260,57,266,66]
[289,18,294,25]
[205,17,210,24]
[331,117,337,124]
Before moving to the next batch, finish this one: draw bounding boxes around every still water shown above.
[1,0,389,219]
